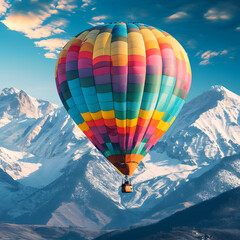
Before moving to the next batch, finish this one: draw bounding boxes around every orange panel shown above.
[107,154,144,176]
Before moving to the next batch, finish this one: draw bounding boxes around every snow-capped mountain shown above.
[0,87,56,123]
[0,85,239,230]
[145,153,240,222]
[156,85,240,164]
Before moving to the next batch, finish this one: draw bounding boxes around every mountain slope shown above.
[144,153,240,222]
[0,168,35,215]
[96,186,240,240]
[0,85,239,230]
[0,222,102,240]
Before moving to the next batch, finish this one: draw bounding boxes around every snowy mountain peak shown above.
[210,85,240,101]
[0,87,57,123]
[0,87,20,96]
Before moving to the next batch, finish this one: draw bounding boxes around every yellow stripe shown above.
[157,116,176,131]
[128,31,146,56]
[91,111,102,120]
[157,120,169,131]
[78,122,89,131]
[116,119,126,128]
[139,109,153,119]
[81,112,92,121]
[116,118,138,127]
[111,47,128,55]
[94,49,111,58]
[127,118,138,127]
[152,110,164,120]
[94,33,111,50]
[102,110,115,119]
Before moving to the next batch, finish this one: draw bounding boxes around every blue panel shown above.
[97,92,113,102]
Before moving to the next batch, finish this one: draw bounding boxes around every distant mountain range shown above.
[1,186,239,240]
[97,186,240,240]
[0,85,239,232]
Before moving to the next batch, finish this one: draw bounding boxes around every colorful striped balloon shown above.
[55,22,191,176]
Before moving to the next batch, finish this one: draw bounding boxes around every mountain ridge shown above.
[0,85,239,230]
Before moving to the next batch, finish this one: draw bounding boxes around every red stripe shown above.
[78,51,93,59]
[146,48,161,56]
[159,42,172,50]
[128,55,146,62]
[69,45,80,52]
[93,55,111,65]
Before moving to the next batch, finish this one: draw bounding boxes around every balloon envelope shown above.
[55,22,191,176]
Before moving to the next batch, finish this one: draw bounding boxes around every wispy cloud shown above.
[88,21,104,26]
[1,1,74,58]
[1,0,73,39]
[204,8,232,21]
[56,0,77,12]
[44,52,57,59]
[0,0,10,16]
[34,38,69,52]
[91,7,96,11]
[2,12,67,39]
[199,50,228,65]
[236,26,240,31]
[166,11,188,21]
[88,15,108,26]
[92,15,108,21]
[81,0,92,8]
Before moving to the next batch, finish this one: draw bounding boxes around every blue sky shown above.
[0,0,239,105]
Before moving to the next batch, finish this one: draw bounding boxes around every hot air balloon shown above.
[55,22,191,193]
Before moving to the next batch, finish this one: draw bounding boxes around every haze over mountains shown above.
[0,85,239,232]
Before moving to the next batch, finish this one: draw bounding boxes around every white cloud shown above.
[1,0,74,40]
[204,8,232,21]
[81,0,92,8]
[34,38,69,52]
[166,11,188,21]
[201,50,219,60]
[2,12,66,39]
[92,15,108,21]
[88,21,104,26]
[199,50,228,65]
[236,26,240,31]
[56,0,77,12]
[91,7,96,11]
[220,50,228,55]
[195,51,202,57]
[44,52,57,59]
[0,0,10,16]
[199,59,210,65]
[81,3,88,8]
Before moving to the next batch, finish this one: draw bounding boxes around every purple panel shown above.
[78,58,92,69]
[112,81,127,93]
[94,74,111,84]
[128,73,145,84]
[93,61,110,69]
[66,61,78,72]
[78,68,93,77]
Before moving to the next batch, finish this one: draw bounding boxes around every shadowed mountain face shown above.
[0,222,103,240]
[144,153,240,222]
[0,85,239,231]
[96,186,240,240]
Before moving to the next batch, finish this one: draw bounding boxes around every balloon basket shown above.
[121,175,133,193]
